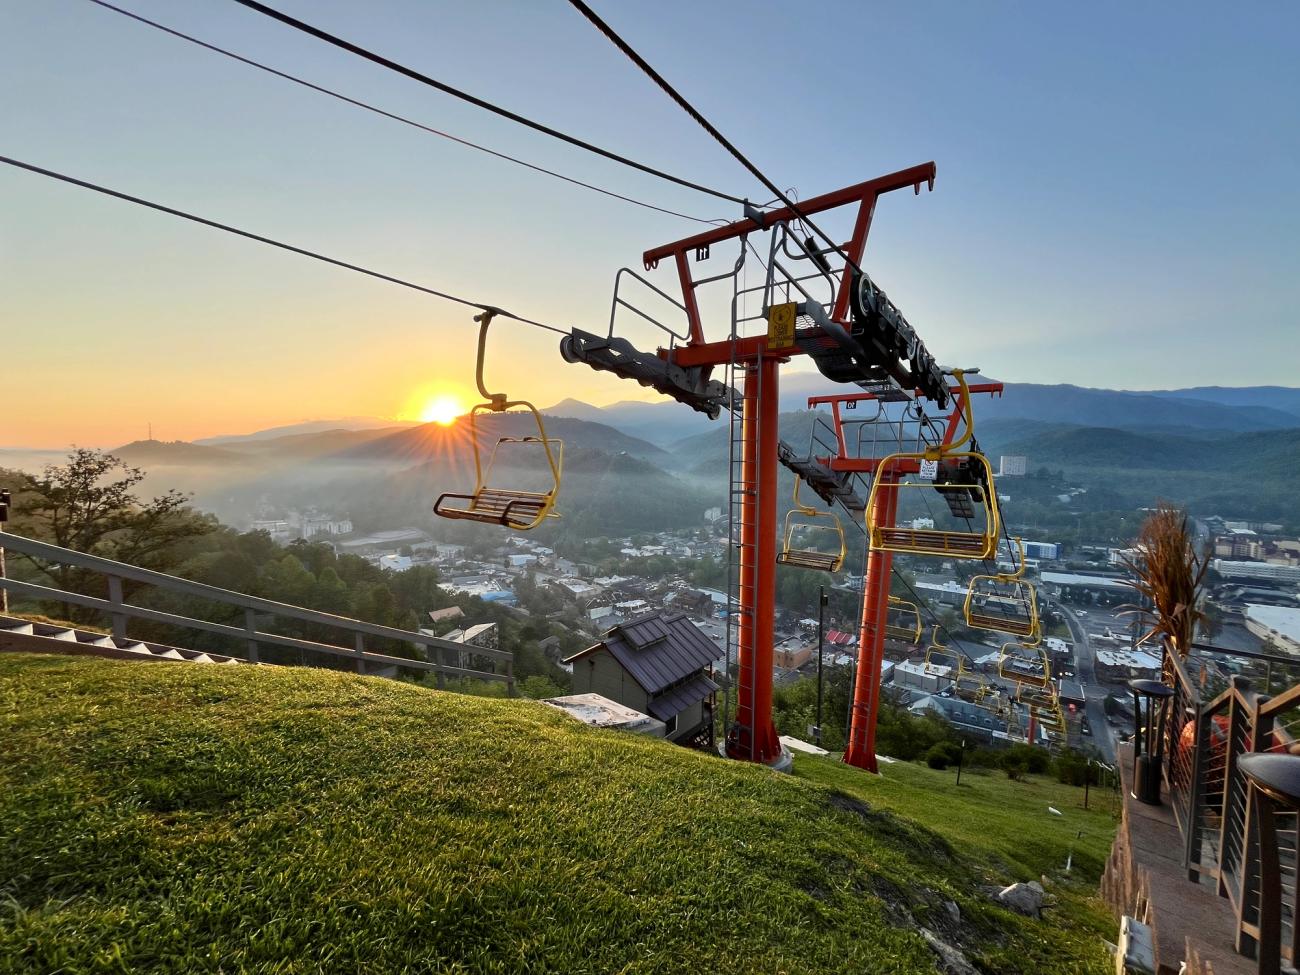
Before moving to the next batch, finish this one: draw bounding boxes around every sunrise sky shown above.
[3,0,1297,447]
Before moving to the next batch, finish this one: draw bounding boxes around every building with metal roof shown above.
[565,611,718,749]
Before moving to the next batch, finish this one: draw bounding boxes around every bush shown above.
[925,744,953,770]
[1002,743,1051,775]
[1054,748,1101,787]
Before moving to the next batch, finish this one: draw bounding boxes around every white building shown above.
[378,554,412,572]
[1245,604,1300,655]
[1215,560,1300,584]
[300,516,353,540]
[894,659,949,693]
[251,519,293,543]
[998,455,1027,477]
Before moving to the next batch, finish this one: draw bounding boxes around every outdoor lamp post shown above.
[814,586,828,746]
[1128,678,1175,805]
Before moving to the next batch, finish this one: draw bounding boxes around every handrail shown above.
[1157,638,1300,969]
[1191,641,1300,667]
[0,531,509,662]
[0,531,514,689]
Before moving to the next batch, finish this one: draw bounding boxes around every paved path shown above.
[1050,597,1117,763]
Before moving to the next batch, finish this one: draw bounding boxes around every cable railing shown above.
[1160,638,1300,970]
[0,532,514,692]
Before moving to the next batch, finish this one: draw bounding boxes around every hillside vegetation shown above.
[1,655,1116,973]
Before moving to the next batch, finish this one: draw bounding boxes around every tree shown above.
[14,448,213,614]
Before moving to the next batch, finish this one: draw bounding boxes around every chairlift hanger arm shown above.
[642,162,936,271]
[644,163,935,369]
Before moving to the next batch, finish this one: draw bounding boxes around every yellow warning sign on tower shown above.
[767,302,796,350]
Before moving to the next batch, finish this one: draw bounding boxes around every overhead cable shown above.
[0,154,566,334]
[564,0,868,277]
[226,0,749,207]
[86,0,717,226]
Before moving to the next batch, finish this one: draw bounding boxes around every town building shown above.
[1094,648,1162,683]
[1214,560,1300,585]
[773,637,812,670]
[893,659,950,693]
[998,455,1027,477]
[565,611,718,749]
[910,694,1016,745]
[423,621,501,669]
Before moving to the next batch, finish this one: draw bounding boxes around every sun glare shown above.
[420,394,464,426]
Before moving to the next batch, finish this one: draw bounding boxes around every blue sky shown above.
[3,0,1297,445]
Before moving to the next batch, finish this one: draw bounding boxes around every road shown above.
[1048,597,1117,763]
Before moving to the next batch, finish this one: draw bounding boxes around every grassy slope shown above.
[0,655,1116,974]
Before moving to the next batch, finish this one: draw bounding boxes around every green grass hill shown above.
[0,655,1117,973]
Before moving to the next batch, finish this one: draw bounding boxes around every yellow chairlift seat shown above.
[869,452,1001,559]
[998,640,1052,689]
[434,311,563,532]
[884,596,923,643]
[1034,706,1067,731]
[776,479,846,573]
[954,669,991,704]
[1030,705,1067,738]
[964,538,1040,638]
[923,627,963,682]
[866,370,1001,560]
[1015,682,1059,711]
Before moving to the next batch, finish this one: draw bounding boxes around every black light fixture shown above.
[1129,678,1175,805]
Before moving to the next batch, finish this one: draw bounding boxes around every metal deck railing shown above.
[1161,639,1300,970]
[0,532,514,692]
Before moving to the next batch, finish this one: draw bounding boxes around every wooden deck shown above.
[1103,742,1256,975]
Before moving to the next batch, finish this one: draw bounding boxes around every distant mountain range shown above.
[196,417,418,445]
[545,382,1300,445]
[6,382,1292,533]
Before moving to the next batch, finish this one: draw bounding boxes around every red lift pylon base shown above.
[844,472,898,771]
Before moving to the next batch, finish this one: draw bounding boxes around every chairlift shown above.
[434,310,563,531]
[867,372,1001,560]
[923,626,963,680]
[964,538,1040,638]
[776,479,846,573]
[954,669,992,705]
[884,596,923,643]
[998,641,1052,690]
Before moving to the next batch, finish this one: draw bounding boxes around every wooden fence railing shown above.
[1162,639,1300,971]
[0,532,514,693]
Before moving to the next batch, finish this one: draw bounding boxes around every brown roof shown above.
[565,610,717,696]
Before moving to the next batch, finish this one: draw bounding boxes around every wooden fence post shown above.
[107,575,126,642]
[243,607,259,663]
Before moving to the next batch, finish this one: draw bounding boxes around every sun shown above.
[419,394,464,426]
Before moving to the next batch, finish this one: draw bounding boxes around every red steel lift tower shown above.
[806,380,1003,771]
[563,162,957,767]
